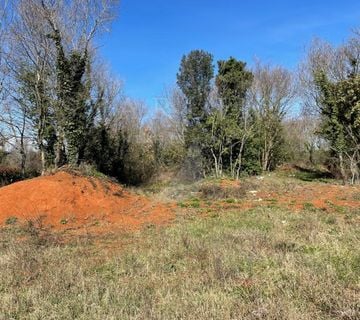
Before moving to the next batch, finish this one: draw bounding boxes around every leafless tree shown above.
[299,31,360,183]
[0,0,10,98]
[0,0,119,173]
[0,99,32,175]
[299,33,360,115]
[250,61,296,171]
[158,86,187,145]
[2,0,57,174]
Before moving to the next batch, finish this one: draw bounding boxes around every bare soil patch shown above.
[0,171,174,234]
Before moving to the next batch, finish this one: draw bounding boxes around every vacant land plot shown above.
[1,176,359,320]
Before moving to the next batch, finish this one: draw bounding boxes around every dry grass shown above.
[0,204,359,319]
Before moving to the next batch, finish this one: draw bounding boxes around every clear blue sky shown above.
[100,0,360,110]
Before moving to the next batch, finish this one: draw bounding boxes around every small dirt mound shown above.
[0,172,174,233]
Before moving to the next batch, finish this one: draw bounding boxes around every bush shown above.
[0,166,39,187]
[199,181,256,200]
[0,166,23,186]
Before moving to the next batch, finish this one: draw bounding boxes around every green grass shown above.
[0,207,359,319]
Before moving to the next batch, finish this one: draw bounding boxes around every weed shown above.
[5,216,18,225]
[303,202,316,211]
[352,192,360,201]
[0,200,358,319]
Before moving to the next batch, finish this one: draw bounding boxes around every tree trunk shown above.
[55,129,65,168]
[339,152,347,185]
[40,145,46,175]
[235,137,246,180]
[20,142,26,178]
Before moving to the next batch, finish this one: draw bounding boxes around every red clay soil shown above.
[0,172,174,233]
[257,184,360,211]
[202,179,360,214]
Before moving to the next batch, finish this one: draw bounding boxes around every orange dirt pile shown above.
[0,172,174,233]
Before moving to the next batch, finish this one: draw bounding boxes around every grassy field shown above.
[0,197,359,319]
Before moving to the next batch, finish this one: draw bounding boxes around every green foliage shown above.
[0,150,7,164]
[177,50,214,129]
[315,70,360,182]
[55,49,92,166]
[241,136,262,175]
[216,57,253,119]
[207,57,254,177]
[16,67,57,172]
[84,124,114,173]
[176,50,215,178]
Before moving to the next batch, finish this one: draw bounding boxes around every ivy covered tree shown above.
[214,57,253,178]
[216,57,253,119]
[176,50,214,178]
[177,50,214,130]
[315,71,360,183]
[50,29,92,166]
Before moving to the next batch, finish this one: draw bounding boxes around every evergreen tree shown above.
[176,50,214,178]
[215,57,253,178]
[176,50,214,144]
[216,57,253,120]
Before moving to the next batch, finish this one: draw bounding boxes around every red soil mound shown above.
[0,172,174,233]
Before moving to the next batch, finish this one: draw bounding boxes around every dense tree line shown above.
[175,52,295,179]
[1,1,360,184]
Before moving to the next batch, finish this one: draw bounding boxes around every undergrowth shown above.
[0,206,359,319]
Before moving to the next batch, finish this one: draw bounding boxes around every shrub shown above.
[0,166,39,187]
[0,166,23,186]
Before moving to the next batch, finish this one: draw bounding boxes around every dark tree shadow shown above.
[293,165,334,182]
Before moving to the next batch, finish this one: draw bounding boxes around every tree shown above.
[1,0,57,174]
[177,50,214,142]
[0,100,31,176]
[283,110,322,166]
[39,0,118,166]
[302,30,360,183]
[216,57,253,119]
[315,72,360,184]
[0,0,119,172]
[0,0,10,92]
[250,62,296,171]
[176,50,214,178]
[83,65,123,173]
[214,57,253,178]
[110,99,156,185]
[158,86,187,146]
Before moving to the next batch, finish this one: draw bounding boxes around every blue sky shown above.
[100,0,360,110]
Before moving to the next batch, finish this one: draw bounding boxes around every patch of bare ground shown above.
[0,171,175,237]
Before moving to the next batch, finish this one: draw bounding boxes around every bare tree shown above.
[158,86,187,145]
[250,61,296,171]
[0,99,31,175]
[299,31,360,183]
[0,0,10,98]
[0,0,120,172]
[299,34,360,115]
[2,0,57,174]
